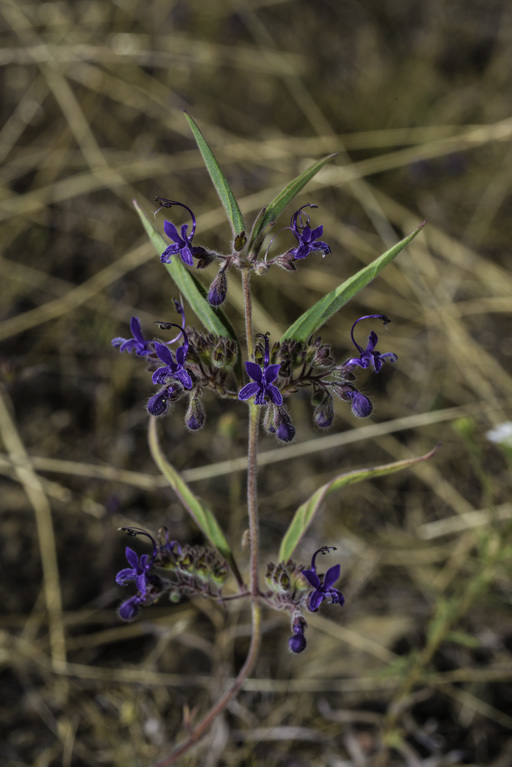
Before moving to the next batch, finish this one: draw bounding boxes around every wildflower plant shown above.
[112,112,434,764]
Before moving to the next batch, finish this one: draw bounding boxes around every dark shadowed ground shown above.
[1,1,511,765]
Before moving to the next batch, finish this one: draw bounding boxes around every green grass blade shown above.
[278,445,439,562]
[183,112,245,236]
[281,221,426,342]
[134,200,238,344]
[248,154,337,252]
[148,418,243,586]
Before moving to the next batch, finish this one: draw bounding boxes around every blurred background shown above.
[1,0,511,765]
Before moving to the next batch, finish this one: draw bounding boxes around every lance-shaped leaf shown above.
[148,417,244,587]
[281,221,426,343]
[278,445,439,562]
[248,154,337,254]
[183,111,245,237]
[134,200,238,346]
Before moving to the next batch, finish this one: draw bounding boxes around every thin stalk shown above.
[241,267,260,595]
[154,601,262,766]
[152,265,263,765]
[241,267,254,358]
[247,402,260,595]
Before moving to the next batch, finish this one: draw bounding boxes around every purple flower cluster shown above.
[115,527,230,621]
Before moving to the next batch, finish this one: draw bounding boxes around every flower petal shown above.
[125,547,139,568]
[130,316,144,343]
[308,589,324,612]
[152,367,170,385]
[180,246,194,266]
[323,564,341,590]
[164,219,182,244]
[267,384,283,406]
[264,363,281,384]
[238,382,260,401]
[115,567,136,585]
[245,361,263,383]
[302,569,321,588]
[154,343,174,365]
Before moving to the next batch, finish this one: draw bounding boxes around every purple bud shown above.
[119,595,141,622]
[185,397,205,430]
[289,615,307,653]
[277,410,296,443]
[349,391,373,418]
[192,246,215,269]
[288,631,307,653]
[208,270,227,306]
[313,393,334,429]
[147,390,170,416]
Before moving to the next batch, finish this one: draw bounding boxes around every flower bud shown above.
[288,632,307,653]
[254,260,269,275]
[288,615,307,654]
[119,596,141,622]
[212,560,229,586]
[234,231,246,251]
[147,390,170,417]
[273,252,297,271]
[276,408,295,443]
[208,270,227,306]
[185,396,206,431]
[349,391,373,418]
[192,246,216,269]
[313,392,334,429]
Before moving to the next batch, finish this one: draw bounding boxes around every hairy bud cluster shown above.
[264,560,311,610]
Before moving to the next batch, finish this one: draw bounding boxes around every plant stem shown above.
[152,266,263,765]
[247,402,260,596]
[241,267,254,358]
[154,601,262,766]
[241,267,260,595]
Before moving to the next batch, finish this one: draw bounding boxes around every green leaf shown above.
[148,418,244,587]
[248,154,337,253]
[278,445,439,562]
[281,221,426,342]
[134,200,238,344]
[183,112,245,236]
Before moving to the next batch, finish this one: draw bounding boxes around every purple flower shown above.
[152,335,193,390]
[239,333,283,406]
[345,315,397,373]
[116,546,153,596]
[288,204,331,260]
[159,201,197,267]
[112,316,153,356]
[302,546,345,612]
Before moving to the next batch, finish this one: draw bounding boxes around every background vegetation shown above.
[1,1,511,765]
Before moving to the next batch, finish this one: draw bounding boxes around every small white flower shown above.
[486,422,512,448]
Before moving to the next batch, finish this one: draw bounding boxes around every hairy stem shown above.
[241,267,254,358]
[154,601,262,766]
[241,267,260,595]
[247,402,260,596]
[152,266,263,765]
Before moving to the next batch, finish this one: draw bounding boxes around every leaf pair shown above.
[137,112,424,344]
